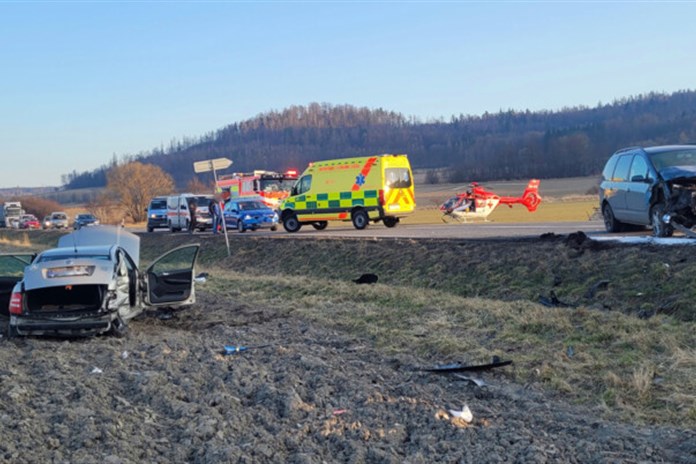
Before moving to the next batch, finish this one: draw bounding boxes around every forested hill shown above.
[64,90,696,189]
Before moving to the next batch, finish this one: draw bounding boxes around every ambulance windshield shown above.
[385,168,412,189]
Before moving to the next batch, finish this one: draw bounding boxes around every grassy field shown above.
[403,199,598,224]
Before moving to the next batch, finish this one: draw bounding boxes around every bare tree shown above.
[185,177,213,194]
[106,162,174,223]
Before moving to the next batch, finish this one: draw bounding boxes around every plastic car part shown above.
[423,359,513,373]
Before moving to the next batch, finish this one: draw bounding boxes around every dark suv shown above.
[599,145,696,237]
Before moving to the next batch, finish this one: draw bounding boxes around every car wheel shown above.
[6,321,18,338]
[312,221,328,230]
[383,216,399,228]
[283,213,301,233]
[270,225,278,232]
[237,221,246,233]
[352,209,369,230]
[602,203,623,233]
[651,204,674,238]
[147,226,153,233]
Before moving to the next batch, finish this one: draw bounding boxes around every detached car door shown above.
[143,244,200,307]
[0,253,35,316]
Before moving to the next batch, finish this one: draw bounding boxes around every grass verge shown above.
[202,266,696,427]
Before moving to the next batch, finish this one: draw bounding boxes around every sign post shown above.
[193,157,233,256]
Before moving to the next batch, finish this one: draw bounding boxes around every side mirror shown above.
[630,175,646,183]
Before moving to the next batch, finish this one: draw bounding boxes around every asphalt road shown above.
[139,220,611,240]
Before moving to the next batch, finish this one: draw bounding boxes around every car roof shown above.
[643,145,696,155]
[616,145,696,156]
[58,226,140,267]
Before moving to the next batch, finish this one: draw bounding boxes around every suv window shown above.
[602,156,619,181]
[612,155,633,182]
[629,156,649,182]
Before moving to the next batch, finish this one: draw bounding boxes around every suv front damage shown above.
[656,166,696,237]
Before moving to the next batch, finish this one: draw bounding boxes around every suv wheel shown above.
[312,222,328,230]
[237,221,246,233]
[602,203,623,233]
[383,216,398,228]
[651,204,674,237]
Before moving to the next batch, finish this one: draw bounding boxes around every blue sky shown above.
[1,1,695,188]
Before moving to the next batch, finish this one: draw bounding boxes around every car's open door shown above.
[143,244,200,307]
[0,253,35,316]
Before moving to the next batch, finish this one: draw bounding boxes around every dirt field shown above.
[0,230,695,463]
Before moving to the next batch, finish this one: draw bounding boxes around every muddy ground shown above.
[0,231,695,463]
[0,292,694,464]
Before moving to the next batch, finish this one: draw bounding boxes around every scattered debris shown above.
[422,358,512,373]
[585,279,610,299]
[538,290,572,308]
[448,404,473,423]
[332,409,348,416]
[353,273,378,284]
[120,351,129,360]
[453,374,486,387]
[155,311,175,321]
[91,367,103,374]
[566,345,575,358]
[222,344,272,355]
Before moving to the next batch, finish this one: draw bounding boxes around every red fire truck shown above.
[216,170,299,209]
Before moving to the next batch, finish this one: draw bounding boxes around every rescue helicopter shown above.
[439,179,542,222]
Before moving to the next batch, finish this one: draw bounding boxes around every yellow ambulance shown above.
[279,154,416,232]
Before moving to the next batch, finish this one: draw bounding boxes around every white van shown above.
[166,194,214,232]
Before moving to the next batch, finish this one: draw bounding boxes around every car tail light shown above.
[378,189,385,206]
[9,292,23,315]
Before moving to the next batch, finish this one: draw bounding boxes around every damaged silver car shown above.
[1,226,200,337]
[600,145,696,237]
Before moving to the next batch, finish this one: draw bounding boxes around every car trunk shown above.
[25,284,107,313]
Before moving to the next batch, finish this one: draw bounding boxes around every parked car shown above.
[223,198,279,232]
[146,196,168,232]
[19,215,40,230]
[73,213,100,230]
[599,144,696,237]
[1,226,200,337]
[42,216,52,229]
[49,212,69,229]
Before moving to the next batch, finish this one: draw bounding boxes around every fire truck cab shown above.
[216,170,298,209]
